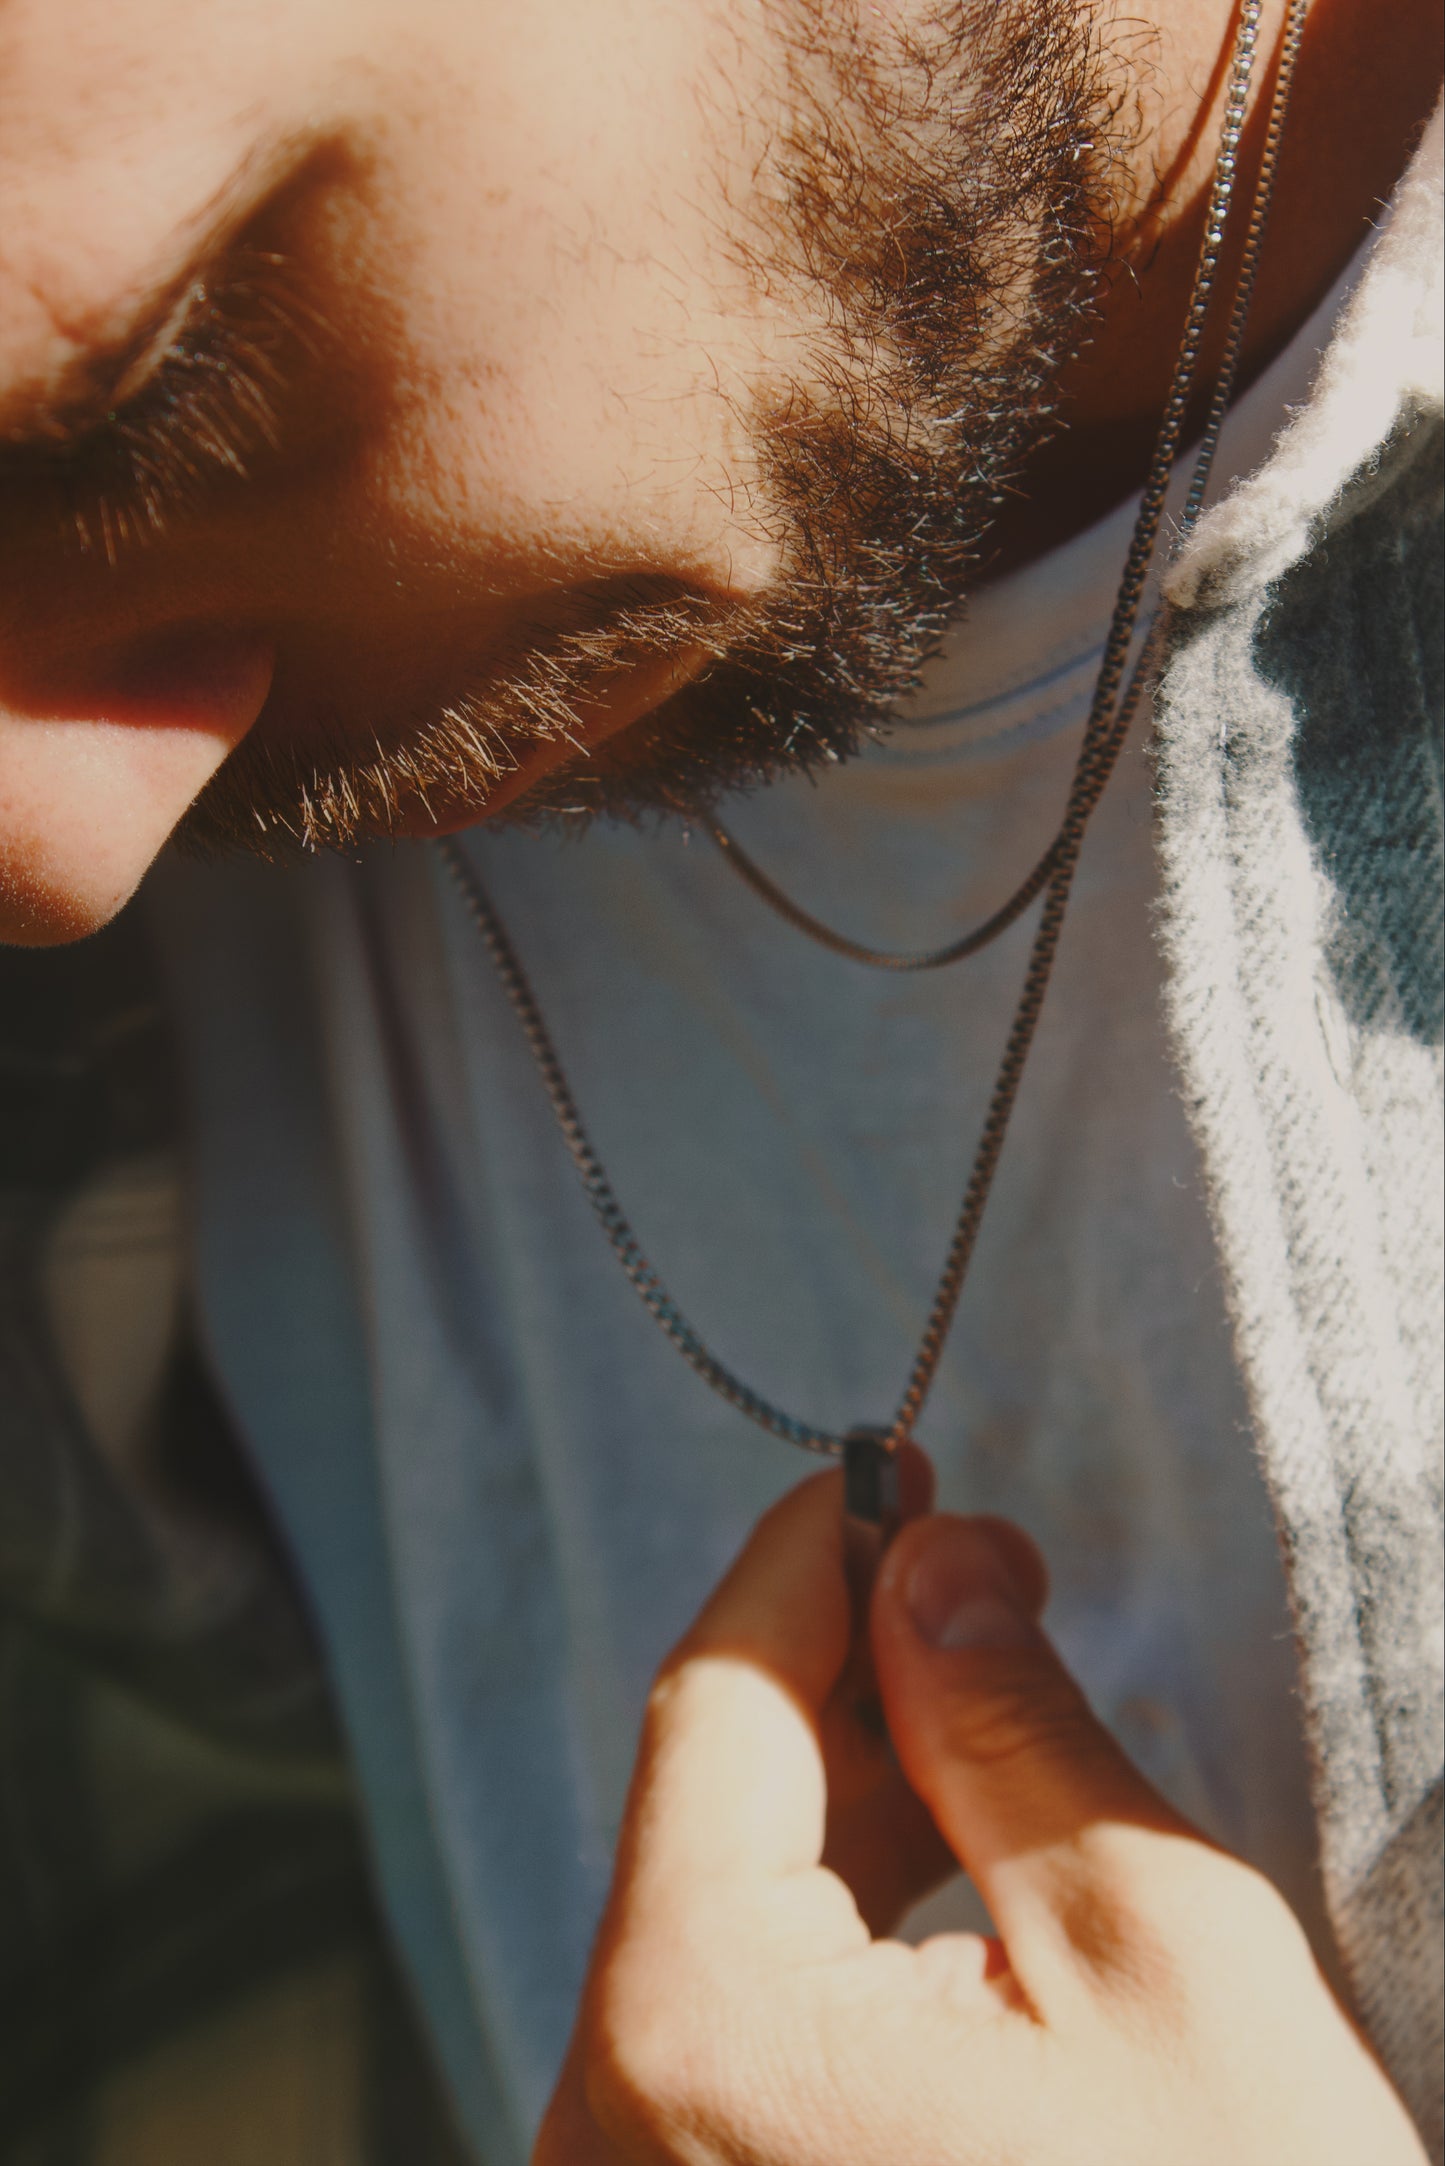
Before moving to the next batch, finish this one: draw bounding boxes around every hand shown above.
[536,1464,1425,2165]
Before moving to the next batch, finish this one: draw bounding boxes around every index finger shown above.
[615,1470,850,1908]
[612,1452,930,1908]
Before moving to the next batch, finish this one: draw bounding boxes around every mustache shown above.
[177,575,739,858]
[182,0,1113,859]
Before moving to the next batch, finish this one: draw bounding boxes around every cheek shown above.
[0,631,272,945]
[345,28,781,595]
[361,230,785,616]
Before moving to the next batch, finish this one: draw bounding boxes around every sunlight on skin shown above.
[0,633,274,940]
[0,0,1435,941]
[536,1471,1429,2164]
[0,0,782,938]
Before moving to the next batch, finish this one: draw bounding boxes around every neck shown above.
[985,0,1442,580]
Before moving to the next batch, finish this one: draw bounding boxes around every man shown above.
[0,0,1439,2159]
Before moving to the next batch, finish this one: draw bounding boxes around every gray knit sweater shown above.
[1155,103,1444,2155]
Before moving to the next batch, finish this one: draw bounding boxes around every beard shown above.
[181,0,1117,858]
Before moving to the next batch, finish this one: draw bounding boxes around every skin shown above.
[991,0,1443,570]
[0,0,1437,940]
[537,1469,1428,2162]
[0,0,780,935]
[0,1,1439,2152]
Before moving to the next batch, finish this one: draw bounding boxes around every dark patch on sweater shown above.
[1253,411,1444,1049]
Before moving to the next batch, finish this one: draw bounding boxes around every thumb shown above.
[613,1446,935,1908]
[871,1513,1194,1997]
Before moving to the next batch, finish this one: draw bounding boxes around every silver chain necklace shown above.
[442,0,1305,1522]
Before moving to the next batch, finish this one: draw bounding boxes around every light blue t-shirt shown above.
[154,268,1359,2163]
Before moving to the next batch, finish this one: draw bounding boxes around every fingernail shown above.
[905,1520,1038,1650]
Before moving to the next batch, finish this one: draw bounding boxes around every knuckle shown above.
[577,1916,749,2156]
[1064,1840,1316,2040]
[1147,1843,1307,1973]
[579,1965,701,2150]
[1191,1850,1315,1981]
[1061,1879,1198,2031]
[939,1656,1107,1777]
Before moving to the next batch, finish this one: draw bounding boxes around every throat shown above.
[983,0,1442,582]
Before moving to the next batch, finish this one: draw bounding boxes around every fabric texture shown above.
[0,101,1438,2166]
[154,453,1322,2156]
[1154,103,1444,2155]
[148,185,1433,2162]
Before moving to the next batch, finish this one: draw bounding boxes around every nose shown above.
[0,626,274,945]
